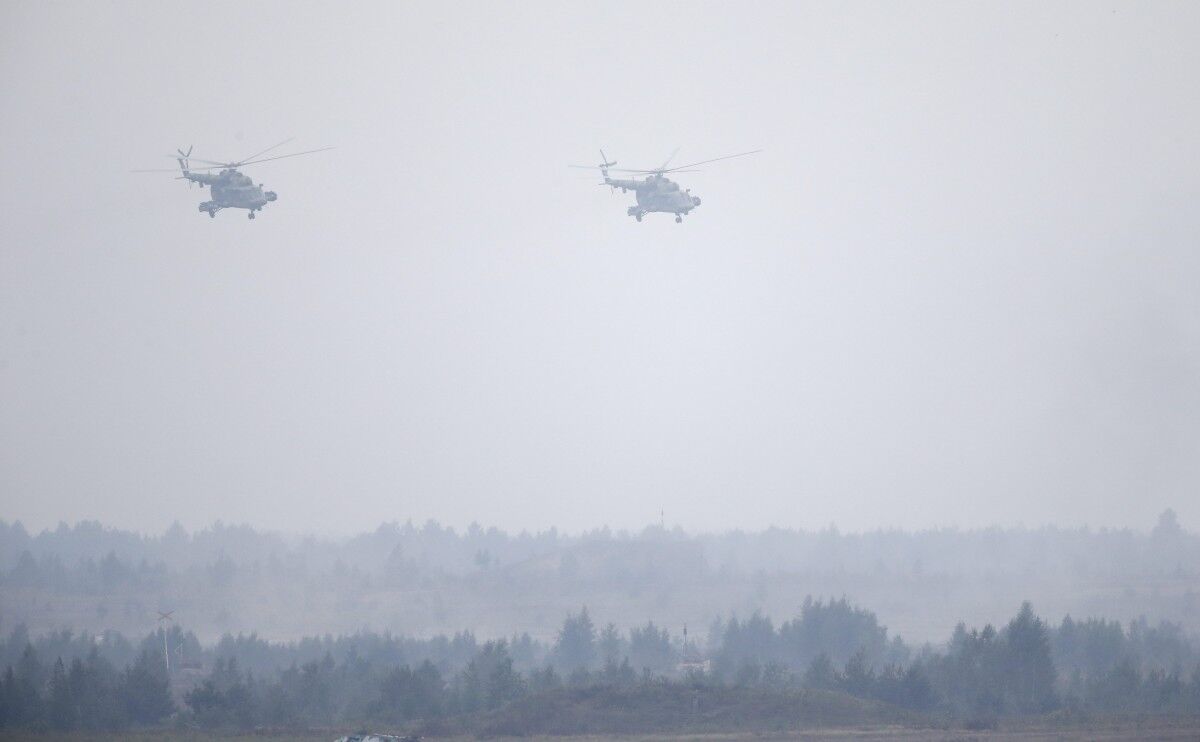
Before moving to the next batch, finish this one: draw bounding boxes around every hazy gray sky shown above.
[1,1,1198,536]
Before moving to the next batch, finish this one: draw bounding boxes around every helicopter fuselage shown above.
[572,148,758,224]
[605,174,701,222]
[136,142,331,220]
[183,168,277,218]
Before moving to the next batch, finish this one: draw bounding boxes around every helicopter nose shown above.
[266,191,278,202]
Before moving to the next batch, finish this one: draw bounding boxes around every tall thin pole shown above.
[157,610,173,675]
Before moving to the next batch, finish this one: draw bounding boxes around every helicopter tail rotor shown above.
[176,146,194,185]
[598,149,618,192]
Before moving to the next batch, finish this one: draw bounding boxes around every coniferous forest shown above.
[7,0,1200,738]
[2,515,1199,734]
[2,598,1198,734]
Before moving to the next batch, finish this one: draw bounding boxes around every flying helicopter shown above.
[570,148,761,223]
[134,139,333,219]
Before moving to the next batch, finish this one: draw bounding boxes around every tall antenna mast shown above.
[156,610,174,674]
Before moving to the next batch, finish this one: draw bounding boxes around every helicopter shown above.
[134,139,333,219]
[570,148,761,223]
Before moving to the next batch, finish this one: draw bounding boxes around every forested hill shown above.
[1,511,1196,643]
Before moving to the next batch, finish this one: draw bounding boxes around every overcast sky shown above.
[1,1,1198,536]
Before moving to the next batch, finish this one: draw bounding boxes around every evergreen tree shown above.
[600,656,637,686]
[452,641,524,712]
[553,607,596,672]
[899,663,935,711]
[119,650,173,724]
[10,645,44,727]
[779,597,891,669]
[528,665,561,694]
[598,622,624,666]
[629,621,674,675]
[715,612,776,678]
[1002,602,1058,713]
[47,657,74,730]
[186,657,257,729]
[841,648,875,697]
[803,652,839,689]
[74,649,124,730]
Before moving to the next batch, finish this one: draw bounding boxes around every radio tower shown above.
[156,610,174,673]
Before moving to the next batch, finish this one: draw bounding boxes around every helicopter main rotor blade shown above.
[567,165,657,174]
[144,163,238,172]
[145,164,226,171]
[572,149,756,174]
[660,149,762,173]
[165,155,229,167]
[658,147,680,172]
[237,137,294,165]
[619,168,706,174]
[233,146,335,168]
[160,145,332,170]
[133,167,190,172]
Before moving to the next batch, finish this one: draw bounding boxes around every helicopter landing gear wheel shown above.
[675,215,683,223]
[248,211,255,220]
[207,210,215,218]
[635,213,643,222]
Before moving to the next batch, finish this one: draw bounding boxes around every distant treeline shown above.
[2,509,1195,582]
[4,513,1197,649]
[2,599,1198,732]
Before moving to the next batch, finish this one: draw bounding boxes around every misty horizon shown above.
[3,508,1195,647]
[2,2,1199,735]
[1,509,1192,543]
[3,2,1199,539]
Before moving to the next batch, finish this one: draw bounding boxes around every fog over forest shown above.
[3,1,1200,736]
[2,513,1198,734]
[3,512,1195,645]
[5,3,1200,541]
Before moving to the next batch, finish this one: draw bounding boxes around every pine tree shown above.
[598,622,624,666]
[1002,602,1058,713]
[553,607,596,672]
[119,650,173,724]
[75,648,124,730]
[803,652,838,689]
[841,648,875,697]
[11,645,44,727]
[47,657,74,730]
